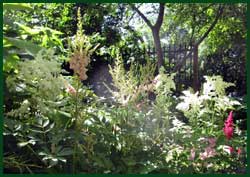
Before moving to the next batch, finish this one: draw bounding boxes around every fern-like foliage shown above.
[7,49,63,101]
[202,75,234,97]
[108,52,157,105]
[108,54,138,105]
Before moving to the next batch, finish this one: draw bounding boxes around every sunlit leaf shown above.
[3,3,32,11]
[5,37,44,56]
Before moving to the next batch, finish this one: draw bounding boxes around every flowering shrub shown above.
[168,76,247,173]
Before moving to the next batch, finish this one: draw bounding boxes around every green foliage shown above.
[4,153,43,173]
[5,37,44,57]
[4,47,97,173]
[15,22,64,49]
[202,75,234,97]
[4,52,67,171]
[108,54,156,105]
[3,3,64,74]
[176,76,240,130]
[5,50,63,118]
[108,54,139,105]
[154,67,176,96]
[3,3,32,11]
[68,8,99,59]
[4,48,245,174]
[172,75,246,173]
[3,3,246,174]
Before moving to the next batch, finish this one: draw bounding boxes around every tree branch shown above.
[130,4,153,29]
[174,5,223,72]
[154,3,165,30]
[127,11,137,25]
[196,5,224,46]
[188,14,196,47]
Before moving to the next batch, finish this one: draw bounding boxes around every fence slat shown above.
[168,45,171,72]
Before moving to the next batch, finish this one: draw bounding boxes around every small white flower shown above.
[218,145,233,155]
[176,102,189,111]
[203,82,215,96]
[84,119,93,125]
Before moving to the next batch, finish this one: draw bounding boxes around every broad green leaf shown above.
[48,159,58,168]
[17,140,35,147]
[17,141,29,147]
[42,35,49,46]
[57,157,66,163]
[3,3,32,11]
[3,38,13,47]
[3,54,19,72]
[42,119,50,128]
[30,128,44,133]
[36,26,63,35]
[58,148,73,156]
[38,152,48,156]
[5,37,43,56]
[56,110,71,118]
[15,22,41,35]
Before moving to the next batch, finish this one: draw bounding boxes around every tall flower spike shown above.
[225,111,233,125]
[68,8,89,81]
[68,7,98,81]
[223,111,234,140]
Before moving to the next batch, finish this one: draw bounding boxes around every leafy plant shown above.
[108,52,156,105]
[165,75,247,173]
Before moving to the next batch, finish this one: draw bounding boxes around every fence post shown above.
[193,45,199,92]
[143,46,146,61]
[178,44,182,86]
[163,45,166,66]
[168,45,171,73]
[148,45,150,58]
[184,44,187,84]
[190,46,192,83]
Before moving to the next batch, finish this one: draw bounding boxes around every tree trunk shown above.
[130,3,165,73]
[193,45,199,92]
[152,29,164,71]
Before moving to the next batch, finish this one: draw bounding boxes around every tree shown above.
[191,5,224,92]
[163,4,225,91]
[130,3,165,71]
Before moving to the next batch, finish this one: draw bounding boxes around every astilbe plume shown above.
[69,51,89,81]
[68,7,90,81]
[223,111,234,140]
